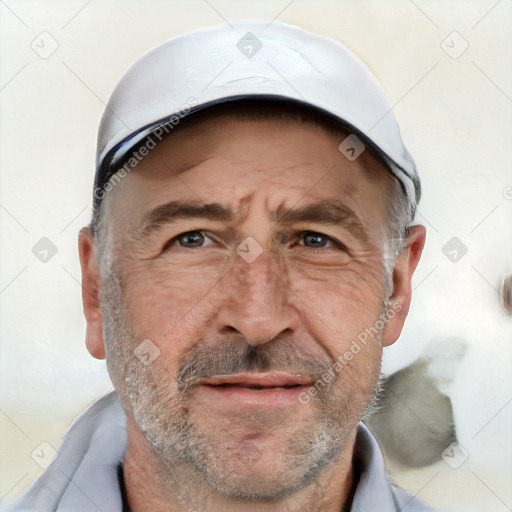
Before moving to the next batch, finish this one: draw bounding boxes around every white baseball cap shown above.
[94,21,420,217]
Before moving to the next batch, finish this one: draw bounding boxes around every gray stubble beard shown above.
[99,268,383,506]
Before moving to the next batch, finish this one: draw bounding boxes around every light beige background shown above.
[0,1,511,511]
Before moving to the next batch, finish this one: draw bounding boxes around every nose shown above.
[216,248,299,347]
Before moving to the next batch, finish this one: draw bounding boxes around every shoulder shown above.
[0,391,127,512]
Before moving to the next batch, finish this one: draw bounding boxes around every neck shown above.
[121,416,359,512]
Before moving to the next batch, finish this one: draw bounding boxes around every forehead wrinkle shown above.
[135,154,213,180]
[236,191,255,225]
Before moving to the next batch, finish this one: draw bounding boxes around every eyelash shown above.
[162,230,346,252]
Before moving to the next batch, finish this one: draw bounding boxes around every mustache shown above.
[176,340,333,393]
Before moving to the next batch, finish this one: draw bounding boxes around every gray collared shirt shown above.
[2,391,437,512]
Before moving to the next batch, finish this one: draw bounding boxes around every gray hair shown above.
[381,178,413,294]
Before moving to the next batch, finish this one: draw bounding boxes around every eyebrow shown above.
[273,201,369,242]
[139,201,234,240]
[138,199,369,243]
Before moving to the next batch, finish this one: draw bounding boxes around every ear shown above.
[78,227,106,359]
[382,224,426,347]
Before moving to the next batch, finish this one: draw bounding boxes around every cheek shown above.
[119,260,224,362]
[289,256,386,344]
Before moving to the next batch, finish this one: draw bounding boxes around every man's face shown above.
[98,115,397,501]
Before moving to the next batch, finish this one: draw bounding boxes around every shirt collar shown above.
[350,422,398,511]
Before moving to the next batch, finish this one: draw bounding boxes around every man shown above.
[5,21,434,512]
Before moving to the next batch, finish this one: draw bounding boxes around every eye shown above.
[163,230,215,250]
[299,231,340,250]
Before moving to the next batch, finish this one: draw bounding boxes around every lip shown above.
[200,371,313,388]
[197,372,313,408]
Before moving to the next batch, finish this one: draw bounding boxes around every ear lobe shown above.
[78,227,106,360]
[382,224,426,347]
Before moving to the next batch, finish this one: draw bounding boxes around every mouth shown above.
[197,372,313,407]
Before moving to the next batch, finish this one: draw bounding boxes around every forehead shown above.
[104,113,395,237]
